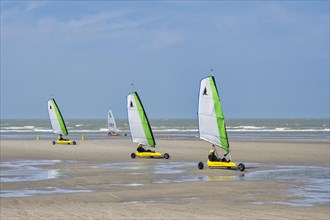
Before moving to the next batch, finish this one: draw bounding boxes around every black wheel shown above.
[238,163,245,171]
[52,141,56,145]
[73,141,76,145]
[131,153,136,159]
[198,162,204,170]
[164,153,170,159]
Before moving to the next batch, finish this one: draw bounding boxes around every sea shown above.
[1,118,329,140]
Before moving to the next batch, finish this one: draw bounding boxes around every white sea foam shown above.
[33,128,53,132]
[152,128,198,133]
[227,128,330,132]
[228,126,266,130]
[1,119,328,139]
[2,126,35,130]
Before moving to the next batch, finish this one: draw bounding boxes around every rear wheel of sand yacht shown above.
[52,141,56,145]
[131,153,136,159]
[198,162,204,170]
[238,163,245,171]
[164,153,170,159]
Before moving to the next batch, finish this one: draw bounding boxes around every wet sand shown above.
[1,139,329,219]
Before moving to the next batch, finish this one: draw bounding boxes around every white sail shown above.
[108,110,118,133]
[127,92,155,147]
[48,99,68,135]
[198,76,229,153]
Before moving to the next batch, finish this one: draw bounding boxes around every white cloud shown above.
[25,1,48,12]
[143,29,183,50]
[2,6,183,50]
[1,0,48,20]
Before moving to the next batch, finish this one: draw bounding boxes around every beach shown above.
[1,138,329,219]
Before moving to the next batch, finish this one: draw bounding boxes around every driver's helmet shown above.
[209,149,214,154]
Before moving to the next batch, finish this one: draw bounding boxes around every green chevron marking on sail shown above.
[209,76,229,153]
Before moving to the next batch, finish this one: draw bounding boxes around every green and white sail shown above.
[198,76,229,154]
[108,110,118,133]
[48,98,68,135]
[127,92,155,147]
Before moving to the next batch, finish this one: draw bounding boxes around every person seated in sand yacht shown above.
[208,149,220,161]
[58,134,68,141]
[137,144,154,153]
[58,134,64,140]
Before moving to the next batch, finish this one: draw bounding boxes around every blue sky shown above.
[1,1,329,119]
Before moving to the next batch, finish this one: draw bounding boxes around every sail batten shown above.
[198,76,229,153]
[48,99,68,135]
[127,92,155,147]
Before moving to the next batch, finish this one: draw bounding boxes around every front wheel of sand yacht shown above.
[131,153,136,159]
[52,141,56,145]
[164,153,170,159]
[238,163,245,171]
[198,162,204,170]
[73,141,76,145]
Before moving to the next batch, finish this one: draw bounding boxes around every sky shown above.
[1,1,329,119]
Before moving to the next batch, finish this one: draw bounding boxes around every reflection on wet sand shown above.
[0,160,63,182]
[1,187,92,198]
[1,160,329,207]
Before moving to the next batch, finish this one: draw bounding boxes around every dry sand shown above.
[1,138,329,219]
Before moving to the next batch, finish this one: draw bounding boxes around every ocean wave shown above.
[33,129,53,132]
[1,119,328,140]
[152,129,198,133]
[0,126,53,133]
[2,128,328,134]
[1,126,36,130]
[227,128,330,132]
[69,128,128,133]
[228,126,266,130]
[1,130,34,133]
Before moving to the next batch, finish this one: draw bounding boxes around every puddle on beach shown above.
[97,161,329,207]
[2,160,329,206]
[0,160,92,198]
[123,197,199,204]
[0,160,64,182]
[245,165,330,207]
[92,161,196,174]
[110,183,144,187]
[154,173,244,184]
[1,187,92,198]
